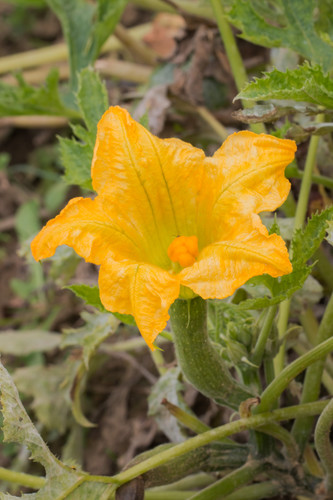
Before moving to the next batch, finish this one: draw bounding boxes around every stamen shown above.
[167,235,199,268]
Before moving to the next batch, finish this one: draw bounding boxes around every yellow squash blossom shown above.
[31,106,296,349]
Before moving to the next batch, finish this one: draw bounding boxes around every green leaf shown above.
[59,136,93,189]
[292,206,333,264]
[77,69,109,138]
[90,0,129,61]
[46,0,94,89]
[236,64,333,109]
[60,70,108,189]
[0,331,60,356]
[46,0,128,89]
[228,0,333,72]
[67,284,106,312]
[61,311,118,369]
[238,206,333,310]
[15,200,40,242]
[0,70,78,118]
[67,284,137,326]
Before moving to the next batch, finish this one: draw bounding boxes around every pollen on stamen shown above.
[167,235,199,268]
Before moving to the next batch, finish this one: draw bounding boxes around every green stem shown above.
[286,164,333,190]
[223,481,281,500]
[150,349,167,375]
[251,306,277,367]
[292,342,333,395]
[188,461,263,500]
[274,113,325,375]
[111,400,328,487]
[209,0,265,134]
[0,467,45,490]
[169,297,253,410]
[314,398,333,492]
[258,335,333,413]
[257,422,299,462]
[292,292,333,453]
[0,403,327,493]
[145,491,193,500]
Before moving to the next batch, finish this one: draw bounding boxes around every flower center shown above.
[167,235,199,268]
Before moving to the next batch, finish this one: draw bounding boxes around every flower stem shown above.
[314,398,333,493]
[251,305,277,367]
[0,467,45,490]
[111,400,328,487]
[188,460,264,500]
[209,0,265,134]
[258,335,333,413]
[292,292,333,453]
[223,481,281,500]
[274,113,325,375]
[169,297,253,410]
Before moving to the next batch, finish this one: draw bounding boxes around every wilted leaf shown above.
[61,311,118,369]
[0,361,84,498]
[0,70,78,118]
[0,331,60,356]
[228,0,333,72]
[233,102,318,124]
[148,367,188,443]
[236,64,333,109]
[13,363,74,433]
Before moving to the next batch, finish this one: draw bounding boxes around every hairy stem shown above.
[169,297,253,409]
[209,0,265,134]
[251,306,277,367]
[110,400,328,487]
[274,113,325,375]
[223,481,281,500]
[258,335,333,412]
[314,398,333,493]
[0,467,45,490]
[292,292,333,453]
[188,460,264,500]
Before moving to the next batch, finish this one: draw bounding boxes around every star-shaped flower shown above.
[31,106,296,349]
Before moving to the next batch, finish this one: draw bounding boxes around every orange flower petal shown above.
[31,196,144,264]
[99,260,180,349]
[180,215,292,299]
[91,106,205,265]
[197,131,296,245]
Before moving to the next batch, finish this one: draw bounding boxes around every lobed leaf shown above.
[228,0,333,72]
[60,70,109,189]
[236,64,333,109]
[0,361,84,499]
[238,206,333,310]
[61,311,119,369]
[148,367,188,443]
[0,70,78,118]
